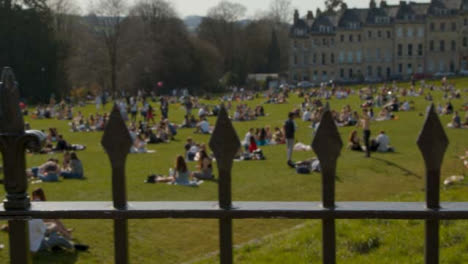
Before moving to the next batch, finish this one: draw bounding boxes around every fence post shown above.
[0,67,42,264]
[417,104,448,264]
[209,105,241,264]
[312,104,343,264]
[102,104,133,264]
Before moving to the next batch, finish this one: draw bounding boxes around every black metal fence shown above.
[0,66,464,264]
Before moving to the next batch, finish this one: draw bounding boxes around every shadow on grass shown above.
[33,250,80,264]
[371,157,422,179]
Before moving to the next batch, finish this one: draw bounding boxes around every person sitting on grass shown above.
[348,130,362,151]
[447,111,462,128]
[272,127,285,144]
[193,150,214,180]
[29,189,89,253]
[31,188,74,240]
[248,136,258,153]
[131,134,148,153]
[256,128,268,146]
[153,155,197,186]
[371,131,395,153]
[30,159,61,182]
[60,152,84,179]
[195,118,212,134]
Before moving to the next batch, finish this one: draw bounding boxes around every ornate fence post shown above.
[417,104,448,264]
[209,105,240,264]
[102,104,133,264]
[312,105,343,264]
[0,67,42,264]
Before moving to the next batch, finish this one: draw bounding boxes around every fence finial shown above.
[417,104,449,173]
[101,103,132,209]
[209,104,240,210]
[0,67,24,135]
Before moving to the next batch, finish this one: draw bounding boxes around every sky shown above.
[77,0,428,18]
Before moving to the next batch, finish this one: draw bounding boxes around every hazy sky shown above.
[77,0,428,18]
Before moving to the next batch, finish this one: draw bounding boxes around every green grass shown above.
[0,78,467,263]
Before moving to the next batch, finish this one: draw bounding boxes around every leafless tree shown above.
[90,0,128,94]
[207,0,246,22]
[268,0,292,24]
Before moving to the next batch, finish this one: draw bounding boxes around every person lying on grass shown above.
[29,159,61,182]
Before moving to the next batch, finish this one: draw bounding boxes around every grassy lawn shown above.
[0,78,467,263]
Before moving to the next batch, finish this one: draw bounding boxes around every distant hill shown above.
[184,15,203,32]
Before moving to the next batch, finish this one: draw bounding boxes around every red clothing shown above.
[248,141,258,153]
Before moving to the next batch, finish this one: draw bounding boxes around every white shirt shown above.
[243,132,252,145]
[376,133,390,152]
[199,121,210,133]
[198,108,206,117]
[29,219,46,252]
[302,111,311,121]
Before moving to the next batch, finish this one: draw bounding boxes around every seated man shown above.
[373,131,394,152]
[195,118,211,134]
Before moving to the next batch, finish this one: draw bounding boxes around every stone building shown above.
[289,0,468,83]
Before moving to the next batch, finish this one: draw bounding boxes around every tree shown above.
[268,0,292,24]
[207,0,246,22]
[91,0,128,94]
[266,30,281,73]
[324,0,344,14]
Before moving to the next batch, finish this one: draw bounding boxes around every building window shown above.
[294,55,298,65]
[440,22,445,31]
[313,53,317,64]
[331,53,335,64]
[398,44,403,56]
[378,30,382,38]
[465,18,468,26]
[451,22,456,31]
[339,52,344,63]
[340,35,344,42]
[418,27,424,37]
[322,71,327,81]
[440,40,445,52]
[407,64,413,74]
[340,69,345,78]
[408,44,413,56]
[397,27,402,37]
[322,53,326,65]
[349,69,353,78]
[451,40,456,51]
[349,35,353,42]
[331,38,335,45]
[313,71,318,81]
[464,37,468,47]
[387,31,391,38]
[418,64,423,73]
[368,31,372,38]
[358,34,362,42]
[439,61,445,71]
[429,61,434,71]
[418,44,423,56]
[430,23,435,31]
[430,40,434,51]
[322,38,327,46]
[356,51,362,63]
[407,27,413,37]
[386,68,391,78]
[398,64,403,73]
[348,52,353,63]
[304,54,309,64]
[377,66,382,78]
[376,48,381,59]
[293,41,298,48]
[450,61,455,72]
[367,66,372,77]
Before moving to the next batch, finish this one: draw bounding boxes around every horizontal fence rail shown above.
[0,66,456,264]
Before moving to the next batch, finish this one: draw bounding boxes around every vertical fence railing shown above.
[209,106,241,264]
[0,66,457,264]
[417,104,449,264]
[102,104,133,264]
[312,105,343,264]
